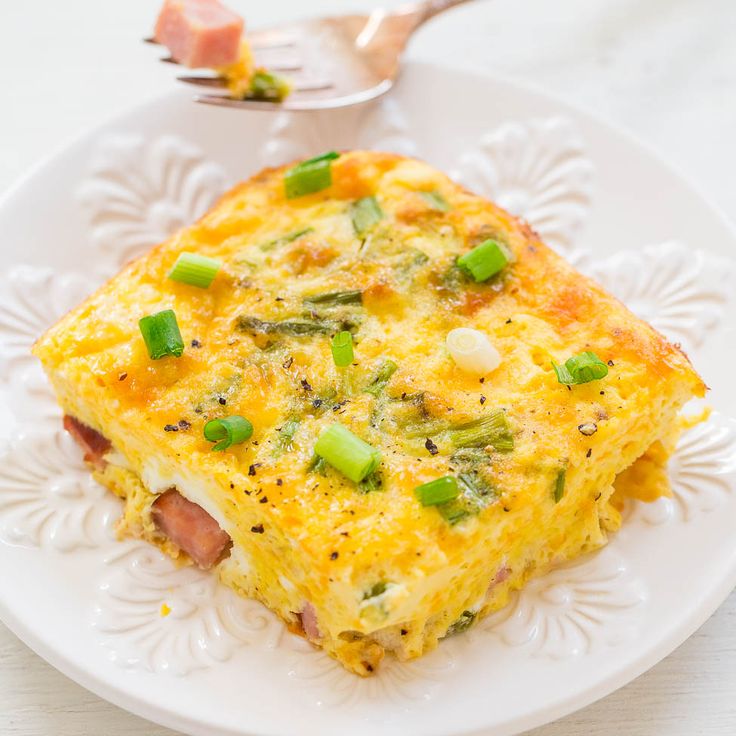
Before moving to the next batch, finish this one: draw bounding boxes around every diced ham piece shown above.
[486,564,511,597]
[63,415,112,470]
[151,489,231,569]
[299,602,322,641]
[154,0,244,68]
[493,565,511,585]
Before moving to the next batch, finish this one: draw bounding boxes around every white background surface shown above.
[0,0,734,734]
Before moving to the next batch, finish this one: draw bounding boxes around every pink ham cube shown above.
[154,0,244,68]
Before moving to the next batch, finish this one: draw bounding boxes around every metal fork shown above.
[148,0,475,111]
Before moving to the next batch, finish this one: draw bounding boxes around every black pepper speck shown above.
[480,395,486,405]
[425,438,439,456]
[191,339,202,348]
[163,424,178,432]
[248,464,261,476]
[330,551,339,560]
[250,524,264,534]
[118,372,127,381]
[178,420,191,430]
[301,379,312,392]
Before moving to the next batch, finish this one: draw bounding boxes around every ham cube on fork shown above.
[154,0,244,68]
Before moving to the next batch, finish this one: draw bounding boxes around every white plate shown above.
[0,61,735,736]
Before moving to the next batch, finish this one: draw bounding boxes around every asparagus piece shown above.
[553,467,566,503]
[446,610,476,636]
[448,409,514,451]
[303,290,363,307]
[437,475,494,525]
[259,227,313,251]
[420,190,451,212]
[363,359,398,397]
[237,316,336,336]
[350,196,383,235]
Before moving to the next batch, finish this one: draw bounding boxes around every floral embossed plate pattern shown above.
[0,62,734,736]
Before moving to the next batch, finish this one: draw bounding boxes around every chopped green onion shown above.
[139,309,185,360]
[364,359,398,397]
[420,190,451,212]
[350,196,383,235]
[331,331,354,367]
[168,252,221,288]
[448,409,514,451]
[415,476,460,506]
[314,422,381,483]
[303,290,363,307]
[446,327,501,375]
[457,239,510,282]
[284,152,340,199]
[552,351,609,385]
[203,415,253,451]
[245,70,291,102]
[553,468,566,502]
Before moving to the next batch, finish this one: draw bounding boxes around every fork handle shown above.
[415,0,476,23]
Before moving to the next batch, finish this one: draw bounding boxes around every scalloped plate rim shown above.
[1,551,735,736]
[0,60,734,736]
[2,62,735,251]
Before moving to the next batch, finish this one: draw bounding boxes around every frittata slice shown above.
[33,151,705,675]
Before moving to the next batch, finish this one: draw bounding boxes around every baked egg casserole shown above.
[33,151,705,675]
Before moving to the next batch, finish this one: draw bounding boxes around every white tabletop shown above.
[1,1,734,734]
